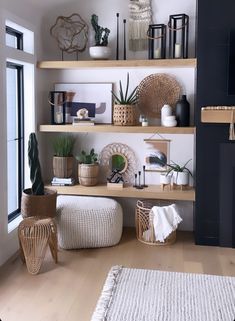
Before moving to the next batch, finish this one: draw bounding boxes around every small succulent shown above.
[91,14,110,46]
[112,73,138,105]
[76,148,98,164]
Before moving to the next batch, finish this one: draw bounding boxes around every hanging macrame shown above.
[129,0,152,51]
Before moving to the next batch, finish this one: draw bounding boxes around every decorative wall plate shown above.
[100,143,138,185]
[136,73,181,118]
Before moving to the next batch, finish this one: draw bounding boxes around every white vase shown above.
[161,104,172,126]
[173,171,189,185]
[89,46,111,60]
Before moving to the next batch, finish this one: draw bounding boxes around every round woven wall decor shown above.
[100,143,138,185]
[136,73,182,118]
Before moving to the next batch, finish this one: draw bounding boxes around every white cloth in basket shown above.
[150,204,182,242]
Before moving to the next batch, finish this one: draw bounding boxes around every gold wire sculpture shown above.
[18,217,58,275]
[50,13,89,60]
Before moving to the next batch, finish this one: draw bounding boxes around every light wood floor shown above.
[0,228,234,321]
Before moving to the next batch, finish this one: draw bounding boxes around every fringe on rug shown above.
[129,0,152,51]
[91,265,123,321]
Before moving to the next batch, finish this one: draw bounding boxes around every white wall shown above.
[40,0,196,61]
[0,0,196,266]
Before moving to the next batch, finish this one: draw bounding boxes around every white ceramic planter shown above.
[173,171,189,185]
[159,173,171,185]
[89,46,111,60]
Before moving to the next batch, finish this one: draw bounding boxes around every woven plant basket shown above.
[78,163,99,186]
[21,188,57,218]
[135,200,176,245]
[53,156,74,178]
[113,104,139,126]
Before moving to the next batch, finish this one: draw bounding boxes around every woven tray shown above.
[136,73,181,118]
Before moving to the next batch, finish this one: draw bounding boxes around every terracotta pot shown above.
[21,188,57,218]
[53,156,74,178]
[78,163,99,186]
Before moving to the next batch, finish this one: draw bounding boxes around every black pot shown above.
[175,95,190,127]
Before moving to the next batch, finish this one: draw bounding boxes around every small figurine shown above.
[77,108,89,119]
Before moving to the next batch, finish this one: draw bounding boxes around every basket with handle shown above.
[135,199,176,245]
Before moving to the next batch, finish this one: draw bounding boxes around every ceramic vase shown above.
[175,95,190,127]
[89,46,111,60]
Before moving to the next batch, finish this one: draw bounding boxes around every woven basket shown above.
[113,104,139,126]
[21,188,57,218]
[135,200,176,245]
[78,163,99,186]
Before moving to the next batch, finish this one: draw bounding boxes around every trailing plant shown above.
[28,133,44,195]
[91,14,110,46]
[112,73,138,105]
[53,135,75,157]
[76,148,98,164]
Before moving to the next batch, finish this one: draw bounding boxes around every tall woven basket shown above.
[135,200,176,245]
[113,104,139,126]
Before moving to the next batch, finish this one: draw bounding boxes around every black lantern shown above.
[148,24,166,59]
[49,91,66,125]
[168,14,189,59]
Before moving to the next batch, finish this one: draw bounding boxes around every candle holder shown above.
[49,91,66,125]
[141,165,148,188]
[147,24,166,60]
[168,14,189,59]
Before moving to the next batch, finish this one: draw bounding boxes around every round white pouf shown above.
[56,195,123,249]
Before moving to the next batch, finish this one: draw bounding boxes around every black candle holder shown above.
[123,19,127,60]
[147,24,166,60]
[141,165,148,188]
[168,13,189,59]
[116,13,119,60]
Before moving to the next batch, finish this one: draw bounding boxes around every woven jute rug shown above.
[91,266,235,321]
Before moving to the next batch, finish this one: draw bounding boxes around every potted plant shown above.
[112,73,139,126]
[76,148,99,186]
[52,135,75,178]
[89,14,111,60]
[166,159,193,186]
[21,133,57,218]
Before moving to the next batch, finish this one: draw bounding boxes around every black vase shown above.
[175,95,190,127]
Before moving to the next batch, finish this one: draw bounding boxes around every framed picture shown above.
[55,83,113,124]
[144,139,170,172]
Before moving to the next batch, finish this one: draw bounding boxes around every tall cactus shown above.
[28,133,44,195]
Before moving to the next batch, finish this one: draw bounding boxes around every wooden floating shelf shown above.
[39,124,195,134]
[37,58,197,69]
[201,109,235,123]
[47,184,195,201]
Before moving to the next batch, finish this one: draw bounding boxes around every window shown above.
[6,62,24,223]
[5,20,34,226]
[6,26,23,50]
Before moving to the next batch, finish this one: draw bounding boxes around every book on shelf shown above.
[51,177,75,186]
[72,117,95,126]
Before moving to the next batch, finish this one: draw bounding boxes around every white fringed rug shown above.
[91,266,235,321]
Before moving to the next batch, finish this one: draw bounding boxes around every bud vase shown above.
[175,95,190,127]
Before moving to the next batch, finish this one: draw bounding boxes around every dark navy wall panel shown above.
[196,0,235,246]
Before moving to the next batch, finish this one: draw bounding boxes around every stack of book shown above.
[51,177,75,186]
[72,117,95,126]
